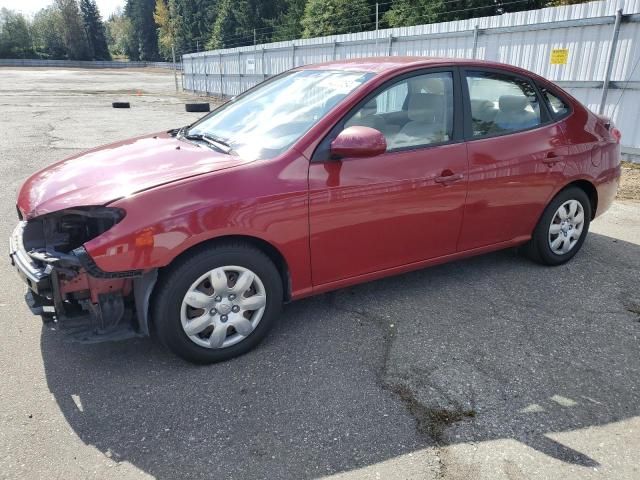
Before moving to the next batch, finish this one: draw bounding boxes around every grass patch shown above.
[622,160,640,170]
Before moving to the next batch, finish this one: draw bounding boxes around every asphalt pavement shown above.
[0,68,638,480]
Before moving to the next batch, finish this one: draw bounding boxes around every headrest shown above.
[422,77,445,95]
[470,99,496,120]
[499,95,529,114]
[471,99,494,111]
[408,93,444,122]
[409,76,446,95]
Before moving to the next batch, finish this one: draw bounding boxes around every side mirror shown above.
[330,126,387,159]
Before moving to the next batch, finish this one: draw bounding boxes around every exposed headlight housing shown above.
[23,206,126,255]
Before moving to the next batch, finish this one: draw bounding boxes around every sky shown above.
[0,0,125,18]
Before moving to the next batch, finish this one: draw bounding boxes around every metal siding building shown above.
[183,0,640,156]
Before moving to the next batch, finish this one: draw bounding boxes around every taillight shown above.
[611,127,622,143]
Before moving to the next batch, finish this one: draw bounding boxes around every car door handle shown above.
[434,172,464,184]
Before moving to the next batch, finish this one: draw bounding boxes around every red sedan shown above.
[10,57,621,363]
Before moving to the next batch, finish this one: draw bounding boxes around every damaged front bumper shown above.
[9,221,156,343]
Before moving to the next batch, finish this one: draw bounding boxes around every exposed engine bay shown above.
[10,207,156,343]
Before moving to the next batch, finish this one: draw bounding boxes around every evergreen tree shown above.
[383,0,548,27]
[546,0,584,4]
[271,0,305,42]
[55,0,91,60]
[206,0,286,49]
[175,0,218,53]
[125,0,160,60]
[301,0,371,38]
[383,0,446,27]
[0,0,586,61]
[80,0,111,60]
[206,0,255,49]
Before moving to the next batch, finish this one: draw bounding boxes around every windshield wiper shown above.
[182,133,233,154]
[168,125,190,137]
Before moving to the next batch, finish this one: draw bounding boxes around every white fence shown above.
[185,0,639,156]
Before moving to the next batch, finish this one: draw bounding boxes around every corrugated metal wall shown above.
[182,0,640,155]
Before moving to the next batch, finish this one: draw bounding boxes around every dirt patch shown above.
[388,384,476,442]
[0,66,173,74]
[623,297,640,322]
[618,162,640,201]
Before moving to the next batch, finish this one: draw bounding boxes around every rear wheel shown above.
[152,243,283,364]
[523,186,591,266]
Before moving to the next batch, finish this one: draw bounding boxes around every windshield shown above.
[187,69,374,160]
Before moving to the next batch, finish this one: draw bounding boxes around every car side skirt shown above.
[292,235,531,300]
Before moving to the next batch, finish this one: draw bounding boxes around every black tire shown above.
[112,102,130,108]
[152,243,283,364]
[185,103,210,112]
[522,186,591,266]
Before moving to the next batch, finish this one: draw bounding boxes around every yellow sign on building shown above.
[550,48,569,65]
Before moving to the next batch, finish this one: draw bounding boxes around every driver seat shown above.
[396,93,446,145]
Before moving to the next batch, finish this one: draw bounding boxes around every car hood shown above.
[18,132,251,219]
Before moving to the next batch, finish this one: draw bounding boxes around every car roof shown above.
[298,56,534,76]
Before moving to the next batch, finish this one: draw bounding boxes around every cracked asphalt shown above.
[0,68,639,480]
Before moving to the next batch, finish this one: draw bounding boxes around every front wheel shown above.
[523,186,591,266]
[152,243,283,364]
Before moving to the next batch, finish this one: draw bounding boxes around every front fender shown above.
[83,155,312,297]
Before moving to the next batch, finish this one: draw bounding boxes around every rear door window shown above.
[540,87,570,118]
[465,71,542,137]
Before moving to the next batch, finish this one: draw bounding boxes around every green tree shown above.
[174,0,218,53]
[271,0,305,41]
[0,8,34,58]
[206,0,286,49]
[207,0,252,49]
[31,6,66,59]
[106,9,135,58]
[301,0,371,38]
[383,0,551,27]
[80,0,111,59]
[542,0,577,6]
[125,0,160,60]
[154,0,180,59]
[55,0,91,60]
[383,0,446,27]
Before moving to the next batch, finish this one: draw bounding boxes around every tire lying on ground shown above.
[185,103,210,113]
[112,102,131,108]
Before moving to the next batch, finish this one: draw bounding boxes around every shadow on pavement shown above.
[42,232,640,477]
[40,292,428,478]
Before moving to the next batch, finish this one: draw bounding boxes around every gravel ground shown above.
[0,68,638,480]
[618,162,640,201]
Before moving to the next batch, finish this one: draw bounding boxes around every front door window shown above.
[345,72,454,150]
